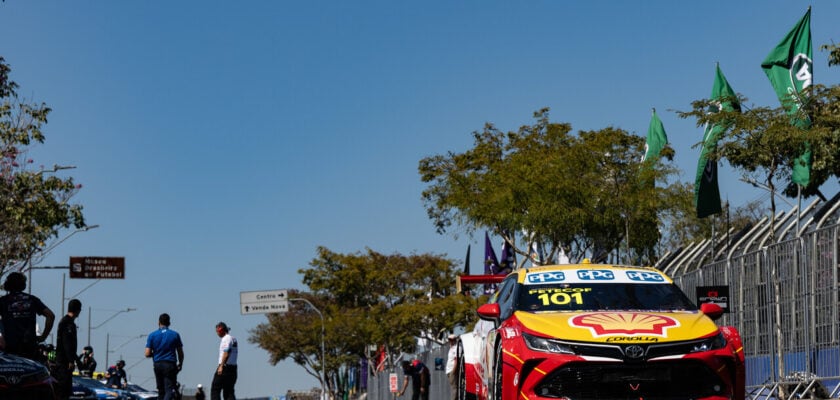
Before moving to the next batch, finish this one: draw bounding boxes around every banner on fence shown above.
[696,285,729,313]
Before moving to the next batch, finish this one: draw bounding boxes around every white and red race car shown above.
[454,262,745,400]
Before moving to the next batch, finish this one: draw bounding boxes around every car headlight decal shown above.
[522,332,575,355]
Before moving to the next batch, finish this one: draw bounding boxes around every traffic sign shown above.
[69,257,125,279]
[389,373,398,392]
[240,289,289,315]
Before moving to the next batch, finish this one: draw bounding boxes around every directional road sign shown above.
[240,289,289,315]
[69,257,126,279]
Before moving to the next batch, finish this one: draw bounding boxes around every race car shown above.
[0,351,56,399]
[454,262,745,400]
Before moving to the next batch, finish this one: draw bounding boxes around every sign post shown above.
[239,289,289,315]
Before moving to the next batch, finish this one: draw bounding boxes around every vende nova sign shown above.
[69,257,126,279]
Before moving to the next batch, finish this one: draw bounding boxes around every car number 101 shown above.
[537,292,583,305]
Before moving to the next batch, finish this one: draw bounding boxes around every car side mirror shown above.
[477,303,501,323]
[700,303,724,321]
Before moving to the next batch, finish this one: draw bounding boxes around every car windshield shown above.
[517,282,697,312]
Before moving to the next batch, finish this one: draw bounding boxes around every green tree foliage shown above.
[678,84,840,231]
[0,57,85,275]
[822,43,840,67]
[249,247,480,395]
[418,108,683,265]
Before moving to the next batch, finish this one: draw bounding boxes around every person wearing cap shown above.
[78,345,98,377]
[195,383,206,400]
[445,334,459,400]
[106,359,128,389]
[145,313,185,400]
[211,321,238,400]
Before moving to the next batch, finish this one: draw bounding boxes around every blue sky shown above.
[2,1,840,397]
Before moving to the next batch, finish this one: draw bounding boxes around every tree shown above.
[418,108,683,265]
[822,43,840,67]
[249,247,480,397]
[678,85,840,234]
[0,57,85,276]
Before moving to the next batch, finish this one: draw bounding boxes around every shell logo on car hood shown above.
[516,311,719,343]
[569,312,678,337]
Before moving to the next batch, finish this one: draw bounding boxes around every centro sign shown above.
[240,289,289,315]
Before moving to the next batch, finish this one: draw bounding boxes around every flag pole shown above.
[712,218,716,263]
[796,185,802,237]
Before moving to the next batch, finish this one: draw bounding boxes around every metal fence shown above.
[367,345,452,400]
[672,222,840,399]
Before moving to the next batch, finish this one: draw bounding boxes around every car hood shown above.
[515,310,720,343]
[0,351,51,386]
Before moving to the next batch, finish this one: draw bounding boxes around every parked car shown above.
[455,262,746,400]
[125,383,157,400]
[73,375,134,400]
[0,351,55,399]
[70,382,99,400]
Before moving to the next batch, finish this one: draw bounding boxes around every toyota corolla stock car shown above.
[455,262,745,400]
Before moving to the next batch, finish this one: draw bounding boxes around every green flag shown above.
[761,7,812,186]
[642,109,668,165]
[695,65,740,219]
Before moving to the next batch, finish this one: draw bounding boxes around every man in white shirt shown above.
[445,335,459,400]
[211,322,238,400]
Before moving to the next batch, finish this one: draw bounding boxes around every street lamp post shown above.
[26,224,100,299]
[88,307,137,347]
[289,298,326,400]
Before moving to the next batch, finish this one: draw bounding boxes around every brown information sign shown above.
[69,257,126,279]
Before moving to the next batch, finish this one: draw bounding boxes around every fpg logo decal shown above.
[526,271,566,284]
[577,270,614,280]
[569,313,679,337]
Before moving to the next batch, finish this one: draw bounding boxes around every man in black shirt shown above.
[0,272,55,360]
[107,360,128,389]
[78,345,98,377]
[398,359,431,400]
[56,299,82,400]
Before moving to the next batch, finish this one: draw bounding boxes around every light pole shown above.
[289,298,326,399]
[88,307,137,346]
[27,224,100,297]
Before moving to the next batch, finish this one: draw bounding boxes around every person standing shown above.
[211,321,238,400]
[78,345,98,377]
[195,384,206,400]
[106,360,128,389]
[445,335,459,400]
[55,299,81,400]
[398,359,430,400]
[145,313,184,400]
[0,272,55,360]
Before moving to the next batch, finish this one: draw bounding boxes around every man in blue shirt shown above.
[145,313,184,400]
